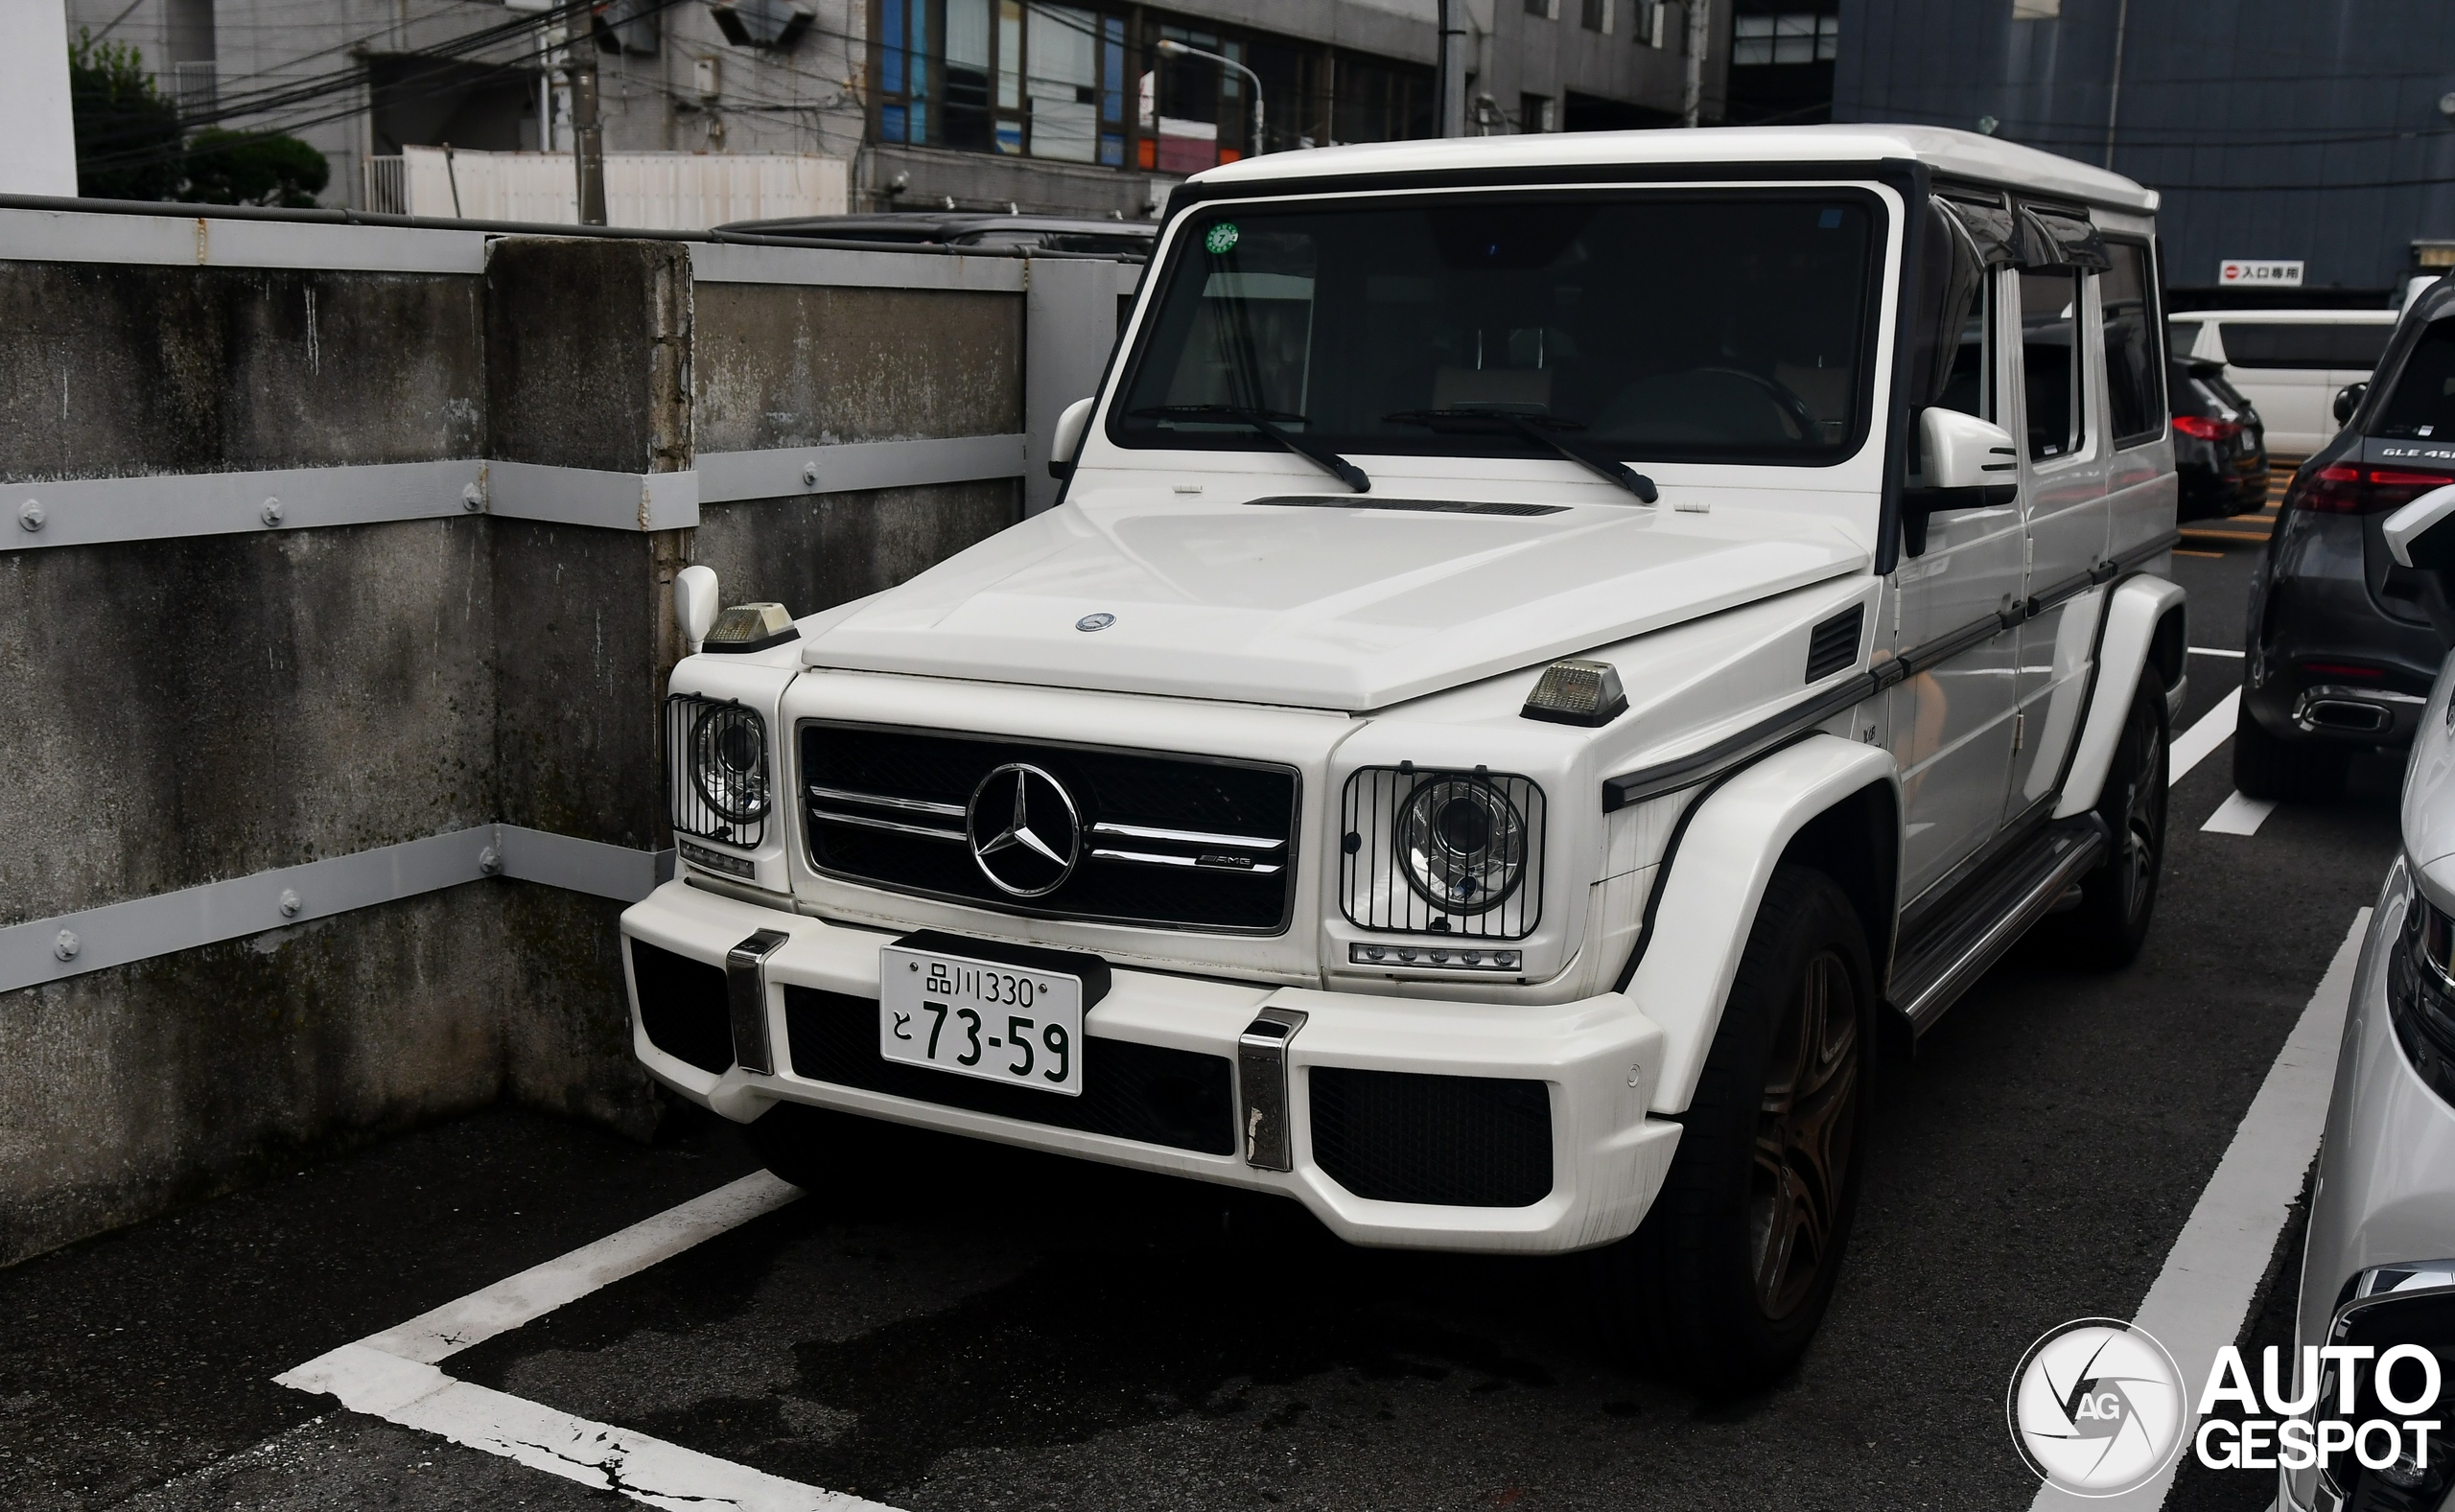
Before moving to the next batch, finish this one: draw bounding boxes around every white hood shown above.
[799,487,1869,711]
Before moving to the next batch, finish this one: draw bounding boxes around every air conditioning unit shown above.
[597,0,663,55]
[708,0,813,49]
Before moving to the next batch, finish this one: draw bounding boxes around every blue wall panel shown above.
[1834,0,2455,295]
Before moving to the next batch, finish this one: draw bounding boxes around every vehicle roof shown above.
[719,212,1155,240]
[2176,308,2400,324]
[1188,124,2157,214]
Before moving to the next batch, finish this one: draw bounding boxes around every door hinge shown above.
[2013,710,2025,752]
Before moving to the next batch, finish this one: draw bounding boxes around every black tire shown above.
[1589,865,1874,1395]
[2232,699,2347,803]
[2039,684,2167,969]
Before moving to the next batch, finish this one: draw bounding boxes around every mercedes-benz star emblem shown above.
[966,763,1082,897]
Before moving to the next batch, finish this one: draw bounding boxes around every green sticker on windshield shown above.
[1204,221,1239,255]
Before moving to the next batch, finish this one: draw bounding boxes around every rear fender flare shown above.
[2054,576,2187,821]
[1627,734,1901,1115]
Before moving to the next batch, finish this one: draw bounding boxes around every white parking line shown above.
[2201,791,2279,836]
[362,1171,803,1363]
[2169,687,2241,784]
[2189,647,2248,659]
[275,1170,902,1511]
[2027,909,2370,1511]
[281,1342,865,1512]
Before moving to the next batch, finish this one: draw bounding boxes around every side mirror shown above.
[2385,483,2455,569]
[1919,407,2020,489]
[2334,382,2368,426]
[1902,408,2020,558]
[674,564,718,653]
[1048,396,1095,479]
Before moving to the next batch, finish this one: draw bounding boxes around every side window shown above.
[1932,272,1993,421]
[2368,319,2455,439]
[2166,319,2202,361]
[2101,241,2163,448]
[2220,322,2395,369]
[2020,269,2084,460]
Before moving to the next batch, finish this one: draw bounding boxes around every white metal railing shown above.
[362,155,407,216]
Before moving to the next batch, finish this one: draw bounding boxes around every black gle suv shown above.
[2240,277,2455,800]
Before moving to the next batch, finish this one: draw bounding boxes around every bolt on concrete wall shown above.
[0,225,1060,1266]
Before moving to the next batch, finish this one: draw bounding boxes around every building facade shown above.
[861,0,1724,215]
[67,0,867,215]
[1834,0,2455,305]
[69,0,1728,221]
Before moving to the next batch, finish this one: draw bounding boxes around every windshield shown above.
[1110,192,1884,468]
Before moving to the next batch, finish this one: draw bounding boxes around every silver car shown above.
[2290,644,2455,1510]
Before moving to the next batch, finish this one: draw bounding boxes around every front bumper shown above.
[620,878,1680,1254]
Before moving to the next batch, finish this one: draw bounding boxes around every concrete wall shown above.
[0,224,1051,1266]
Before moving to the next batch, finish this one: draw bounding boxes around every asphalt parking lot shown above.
[2,480,2407,1511]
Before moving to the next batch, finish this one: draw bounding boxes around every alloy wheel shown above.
[1750,948,1861,1321]
[2117,709,2165,927]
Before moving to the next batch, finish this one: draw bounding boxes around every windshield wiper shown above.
[1128,404,1370,494]
[1381,407,1658,504]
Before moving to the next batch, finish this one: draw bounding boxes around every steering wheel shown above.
[1695,367,1824,442]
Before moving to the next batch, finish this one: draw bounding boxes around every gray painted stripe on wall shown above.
[0,826,677,995]
[486,460,703,531]
[2,460,486,549]
[696,434,1028,502]
[687,240,1029,291]
[0,208,489,274]
[1,436,1032,550]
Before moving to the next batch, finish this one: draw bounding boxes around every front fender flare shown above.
[2054,575,2187,821]
[1627,733,1900,1116]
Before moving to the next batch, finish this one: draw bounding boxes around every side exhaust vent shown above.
[1806,604,1865,683]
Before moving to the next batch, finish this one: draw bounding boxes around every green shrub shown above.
[185,128,332,208]
[69,31,184,200]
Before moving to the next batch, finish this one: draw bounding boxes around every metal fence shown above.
[362,155,407,216]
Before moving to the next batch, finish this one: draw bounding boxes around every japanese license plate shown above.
[878,942,1084,1097]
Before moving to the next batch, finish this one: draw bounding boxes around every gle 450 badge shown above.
[1204,221,1238,255]
[2009,1319,2189,1496]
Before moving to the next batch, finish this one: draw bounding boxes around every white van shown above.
[2167,309,2397,456]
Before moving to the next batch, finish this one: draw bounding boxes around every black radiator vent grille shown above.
[628,940,734,1075]
[1806,604,1865,683]
[800,723,1298,934]
[782,987,1234,1155]
[1308,1068,1553,1208]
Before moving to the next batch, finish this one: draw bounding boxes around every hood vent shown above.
[1806,604,1865,683]
[1248,496,1567,517]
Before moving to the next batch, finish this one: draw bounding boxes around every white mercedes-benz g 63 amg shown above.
[623,126,2185,1391]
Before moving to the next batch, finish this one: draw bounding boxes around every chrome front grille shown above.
[799,722,1298,933]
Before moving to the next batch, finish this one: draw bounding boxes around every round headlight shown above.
[1395,777,1527,914]
[689,705,769,825]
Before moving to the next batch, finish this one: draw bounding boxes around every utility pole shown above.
[1156,38,1263,158]
[565,0,607,224]
[2102,0,2131,169]
[1438,0,1467,137]
[1682,0,1711,128]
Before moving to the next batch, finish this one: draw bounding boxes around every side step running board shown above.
[1888,815,2112,1036]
